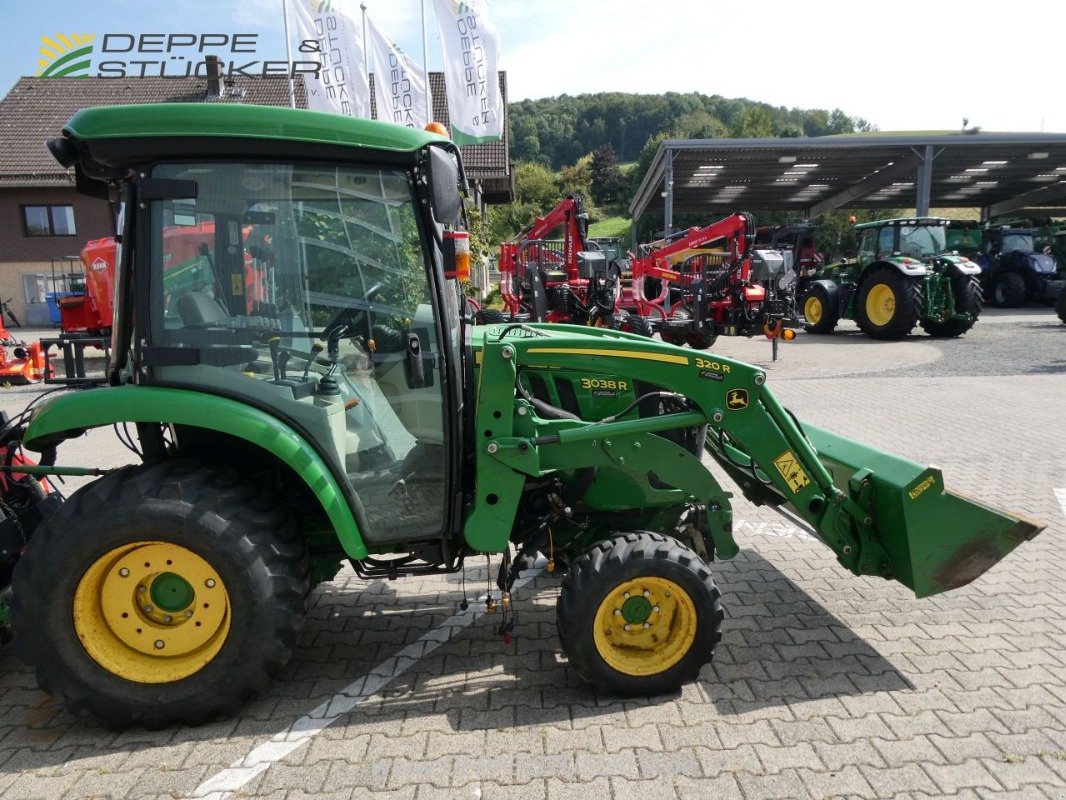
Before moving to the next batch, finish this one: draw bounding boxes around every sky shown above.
[3,0,1065,134]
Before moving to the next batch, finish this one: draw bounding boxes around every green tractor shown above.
[801,217,982,340]
[0,105,1042,728]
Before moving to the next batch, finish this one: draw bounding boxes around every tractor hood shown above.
[1027,252,1058,274]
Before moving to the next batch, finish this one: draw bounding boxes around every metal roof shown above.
[629,132,1066,224]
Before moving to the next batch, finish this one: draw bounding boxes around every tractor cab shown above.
[46,104,469,550]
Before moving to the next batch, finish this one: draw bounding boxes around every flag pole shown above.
[281,0,297,108]
[421,0,431,125]
[360,3,371,118]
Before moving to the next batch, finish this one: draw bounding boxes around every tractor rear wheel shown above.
[615,312,653,337]
[1056,285,1066,324]
[801,284,838,334]
[991,271,1027,308]
[856,268,922,340]
[557,532,722,696]
[671,304,717,349]
[12,459,308,728]
[921,275,982,338]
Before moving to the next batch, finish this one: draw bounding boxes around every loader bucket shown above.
[803,422,1043,598]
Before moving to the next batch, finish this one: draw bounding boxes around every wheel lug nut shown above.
[613,609,621,616]
[623,592,630,599]
[643,622,651,629]
[154,640,165,650]
[119,568,130,578]
[205,579,216,588]
[623,624,631,631]
[184,610,194,618]
[643,590,650,598]
[163,615,173,624]
[137,586,147,593]
[653,605,660,613]
[144,605,153,613]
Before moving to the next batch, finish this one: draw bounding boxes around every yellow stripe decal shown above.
[526,347,690,365]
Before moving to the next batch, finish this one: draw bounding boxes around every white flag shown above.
[367,16,432,128]
[432,0,503,144]
[290,0,371,118]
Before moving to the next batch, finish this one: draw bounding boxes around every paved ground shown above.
[1,308,1065,800]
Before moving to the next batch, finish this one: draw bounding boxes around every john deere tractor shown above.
[0,105,1041,728]
[801,218,982,340]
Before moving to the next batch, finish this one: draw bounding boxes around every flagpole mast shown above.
[360,3,371,118]
[281,0,296,108]
[421,0,431,125]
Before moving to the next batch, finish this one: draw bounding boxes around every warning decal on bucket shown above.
[773,450,811,493]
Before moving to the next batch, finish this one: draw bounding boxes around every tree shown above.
[732,106,774,138]
[589,145,625,205]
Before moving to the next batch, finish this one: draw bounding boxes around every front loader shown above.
[0,104,1043,727]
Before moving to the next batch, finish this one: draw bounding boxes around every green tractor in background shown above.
[801,218,982,340]
[0,105,1042,728]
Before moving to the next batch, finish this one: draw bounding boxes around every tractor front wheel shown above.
[557,532,723,696]
[12,459,308,728]
[856,268,922,340]
[802,284,838,334]
[921,275,982,338]
[991,272,1027,308]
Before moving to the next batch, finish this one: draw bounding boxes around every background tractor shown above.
[801,217,982,340]
[0,104,1042,728]
[948,223,1064,308]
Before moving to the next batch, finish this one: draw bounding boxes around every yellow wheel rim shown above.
[803,295,823,324]
[73,541,231,684]
[592,576,698,676]
[865,283,896,327]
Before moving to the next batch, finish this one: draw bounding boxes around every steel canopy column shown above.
[663,149,675,238]
[916,145,934,216]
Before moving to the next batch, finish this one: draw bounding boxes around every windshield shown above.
[899,224,946,258]
[1001,233,1034,254]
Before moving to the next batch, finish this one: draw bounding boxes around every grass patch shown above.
[589,215,630,239]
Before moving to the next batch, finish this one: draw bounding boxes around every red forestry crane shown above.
[630,212,797,349]
[498,196,649,334]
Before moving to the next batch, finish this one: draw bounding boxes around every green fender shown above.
[22,385,368,559]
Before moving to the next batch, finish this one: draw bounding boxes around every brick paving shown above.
[0,307,1064,799]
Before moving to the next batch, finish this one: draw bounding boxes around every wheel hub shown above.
[73,541,231,683]
[804,295,822,324]
[593,577,698,676]
[865,284,896,326]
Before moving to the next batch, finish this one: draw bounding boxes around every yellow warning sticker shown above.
[231,274,244,295]
[773,450,811,493]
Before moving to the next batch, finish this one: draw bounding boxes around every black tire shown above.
[557,531,723,696]
[1056,285,1066,324]
[671,304,716,349]
[615,312,653,337]
[991,271,1027,308]
[921,275,982,338]
[855,267,922,340]
[801,283,838,334]
[12,460,308,728]
[474,308,506,325]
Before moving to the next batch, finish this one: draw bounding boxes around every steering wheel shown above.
[320,281,384,348]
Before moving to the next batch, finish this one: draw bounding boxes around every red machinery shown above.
[499,196,649,334]
[0,327,47,385]
[59,223,269,339]
[630,212,798,349]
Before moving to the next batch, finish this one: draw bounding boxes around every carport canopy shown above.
[629,132,1066,235]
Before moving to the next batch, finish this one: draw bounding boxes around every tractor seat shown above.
[177,291,229,327]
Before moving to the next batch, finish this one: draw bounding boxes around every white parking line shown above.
[184,558,546,800]
[1055,488,1066,521]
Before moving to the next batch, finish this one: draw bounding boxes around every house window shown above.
[21,205,76,237]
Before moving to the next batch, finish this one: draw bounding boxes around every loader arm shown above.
[466,324,1043,598]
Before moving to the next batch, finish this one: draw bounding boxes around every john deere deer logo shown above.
[36,34,95,78]
[726,389,749,410]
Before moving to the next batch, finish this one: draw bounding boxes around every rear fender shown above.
[22,385,368,558]
[861,258,927,281]
[937,255,981,277]
[806,279,840,315]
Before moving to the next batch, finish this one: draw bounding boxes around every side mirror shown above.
[428,146,462,227]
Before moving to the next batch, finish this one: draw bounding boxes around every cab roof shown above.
[63,103,446,153]
[853,217,950,230]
